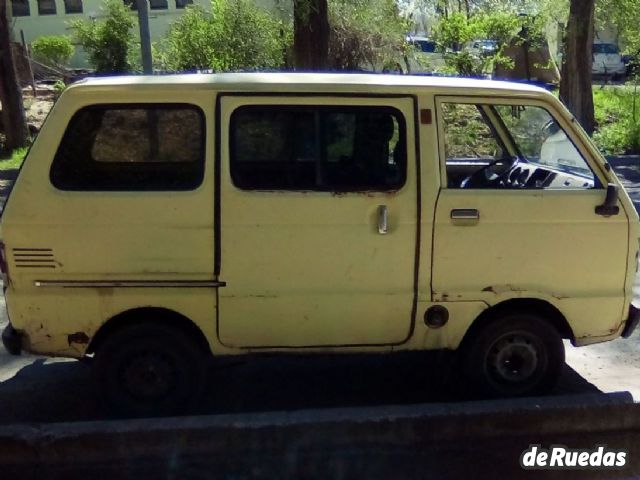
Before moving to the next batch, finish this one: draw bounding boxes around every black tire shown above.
[92,322,207,418]
[461,314,564,397]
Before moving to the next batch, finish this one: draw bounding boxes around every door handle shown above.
[377,205,388,234]
[451,209,479,226]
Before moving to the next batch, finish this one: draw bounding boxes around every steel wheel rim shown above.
[120,349,177,401]
[486,332,541,385]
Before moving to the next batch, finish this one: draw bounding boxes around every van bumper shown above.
[622,305,640,338]
[2,323,22,355]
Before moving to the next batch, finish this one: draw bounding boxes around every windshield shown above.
[593,43,619,54]
[414,39,437,53]
[478,40,497,49]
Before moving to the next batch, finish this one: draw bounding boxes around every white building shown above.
[7,0,288,68]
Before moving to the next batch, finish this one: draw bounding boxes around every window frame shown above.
[37,0,56,15]
[435,95,607,190]
[50,102,207,192]
[228,103,408,193]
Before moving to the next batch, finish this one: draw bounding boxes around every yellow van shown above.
[1,73,638,416]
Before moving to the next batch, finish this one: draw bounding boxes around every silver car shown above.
[592,42,626,77]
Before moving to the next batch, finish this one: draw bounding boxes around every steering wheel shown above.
[461,158,516,188]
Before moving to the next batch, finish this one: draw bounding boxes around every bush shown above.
[158,0,288,72]
[593,86,640,155]
[53,80,67,99]
[432,12,535,77]
[70,0,135,73]
[31,36,75,67]
[328,0,409,72]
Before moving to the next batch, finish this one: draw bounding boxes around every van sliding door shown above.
[217,95,420,348]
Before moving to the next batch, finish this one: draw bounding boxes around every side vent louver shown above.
[12,248,57,269]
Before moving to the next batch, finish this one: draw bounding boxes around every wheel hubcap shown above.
[488,334,539,383]
[121,351,175,400]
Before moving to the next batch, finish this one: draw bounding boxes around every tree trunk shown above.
[0,0,28,151]
[293,0,329,71]
[559,0,595,135]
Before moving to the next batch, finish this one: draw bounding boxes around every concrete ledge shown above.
[0,392,638,479]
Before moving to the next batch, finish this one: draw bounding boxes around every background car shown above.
[592,42,626,78]
[622,53,639,77]
[404,35,446,73]
[464,39,498,57]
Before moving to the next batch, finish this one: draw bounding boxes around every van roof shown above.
[73,72,550,96]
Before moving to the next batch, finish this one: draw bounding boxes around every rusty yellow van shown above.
[1,73,639,415]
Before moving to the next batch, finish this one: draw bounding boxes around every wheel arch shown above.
[87,306,212,356]
[458,298,574,352]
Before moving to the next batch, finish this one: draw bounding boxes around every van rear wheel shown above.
[92,323,206,418]
[461,314,564,397]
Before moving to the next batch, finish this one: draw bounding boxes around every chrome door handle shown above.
[451,209,480,226]
[377,205,388,234]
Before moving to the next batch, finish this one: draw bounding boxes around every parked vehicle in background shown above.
[405,35,446,73]
[622,53,639,78]
[464,39,498,57]
[592,42,626,78]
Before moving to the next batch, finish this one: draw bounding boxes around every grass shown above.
[593,82,640,155]
[0,146,28,171]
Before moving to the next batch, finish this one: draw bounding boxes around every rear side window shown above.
[230,105,406,191]
[51,104,205,191]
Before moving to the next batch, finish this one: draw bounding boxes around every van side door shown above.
[217,95,420,348]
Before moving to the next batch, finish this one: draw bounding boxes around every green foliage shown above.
[70,0,135,73]
[434,12,474,49]
[0,147,28,171]
[53,80,67,99]
[596,0,640,56]
[411,0,567,20]
[432,11,526,76]
[158,0,288,72]
[328,0,410,71]
[593,86,640,154]
[31,36,75,67]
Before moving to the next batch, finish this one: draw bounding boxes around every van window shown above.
[50,105,205,191]
[442,103,506,161]
[442,102,596,189]
[493,105,594,179]
[230,105,406,191]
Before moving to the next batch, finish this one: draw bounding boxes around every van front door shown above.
[217,95,419,348]
[432,98,629,340]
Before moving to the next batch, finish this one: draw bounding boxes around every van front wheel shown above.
[93,323,206,417]
[462,314,564,397]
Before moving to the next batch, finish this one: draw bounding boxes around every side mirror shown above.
[595,183,620,216]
